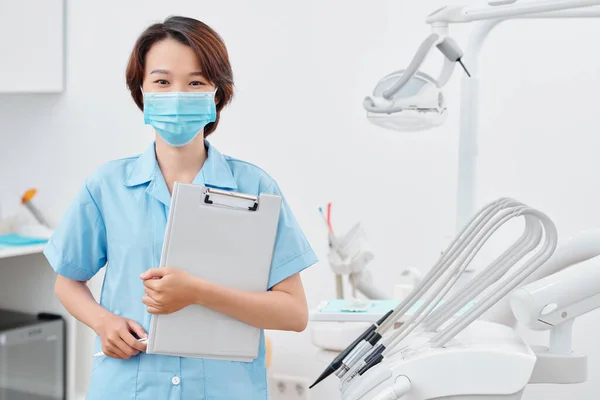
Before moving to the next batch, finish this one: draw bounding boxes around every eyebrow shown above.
[150,69,170,75]
[148,69,205,78]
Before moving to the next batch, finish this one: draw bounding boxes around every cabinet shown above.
[0,248,95,400]
[0,0,65,93]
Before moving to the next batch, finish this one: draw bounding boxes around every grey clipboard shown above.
[146,183,282,362]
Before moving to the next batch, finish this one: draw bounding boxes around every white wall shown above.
[1,1,599,399]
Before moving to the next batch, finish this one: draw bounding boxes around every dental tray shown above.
[310,299,475,322]
[0,234,49,247]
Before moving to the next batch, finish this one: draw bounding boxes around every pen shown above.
[93,337,148,358]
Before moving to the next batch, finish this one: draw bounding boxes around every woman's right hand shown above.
[94,313,147,359]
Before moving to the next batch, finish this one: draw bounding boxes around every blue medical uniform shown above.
[44,141,318,400]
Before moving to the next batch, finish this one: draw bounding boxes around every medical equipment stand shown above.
[450,3,600,290]
[455,5,600,230]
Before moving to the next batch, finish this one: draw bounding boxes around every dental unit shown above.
[311,1,600,398]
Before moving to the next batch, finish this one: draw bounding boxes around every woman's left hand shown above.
[140,268,200,314]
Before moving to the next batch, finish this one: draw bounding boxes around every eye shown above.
[154,79,169,85]
[190,81,205,87]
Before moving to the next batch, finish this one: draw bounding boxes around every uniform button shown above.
[172,376,181,385]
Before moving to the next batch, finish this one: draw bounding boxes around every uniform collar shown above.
[125,140,238,191]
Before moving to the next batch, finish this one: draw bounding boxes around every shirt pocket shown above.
[87,357,138,400]
[107,202,166,269]
[91,355,107,373]
[204,359,267,399]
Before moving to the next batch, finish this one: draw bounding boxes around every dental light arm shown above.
[427,0,600,24]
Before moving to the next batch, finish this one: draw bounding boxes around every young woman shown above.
[45,16,317,400]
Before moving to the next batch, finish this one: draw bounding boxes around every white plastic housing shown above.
[310,322,372,352]
[341,321,534,400]
[483,229,600,327]
[511,256,600,331]
[365,71,447,132]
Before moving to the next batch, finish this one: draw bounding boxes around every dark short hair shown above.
[126,16,234,137]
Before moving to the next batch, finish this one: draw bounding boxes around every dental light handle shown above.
[436,37,471,77]
[382,33,439,99]
[380,33,463,100]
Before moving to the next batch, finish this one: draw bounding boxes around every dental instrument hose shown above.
[324,200,507,385]
[358,207,555,381]
[342,200,549,383]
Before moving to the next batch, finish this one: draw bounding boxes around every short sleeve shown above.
[43,181,107,281]
[263,181,318,289]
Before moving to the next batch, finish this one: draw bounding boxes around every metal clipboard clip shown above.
[203,188,259,211]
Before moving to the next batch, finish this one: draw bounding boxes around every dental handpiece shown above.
[309,309,393,389]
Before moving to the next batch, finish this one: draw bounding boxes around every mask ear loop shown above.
[203,87,219,138]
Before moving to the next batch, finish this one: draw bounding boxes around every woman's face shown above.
[142,38,216,94]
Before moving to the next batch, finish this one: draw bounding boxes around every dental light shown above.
[366,0,600,273]
[363,34,464,132]
[363,1,600,137]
